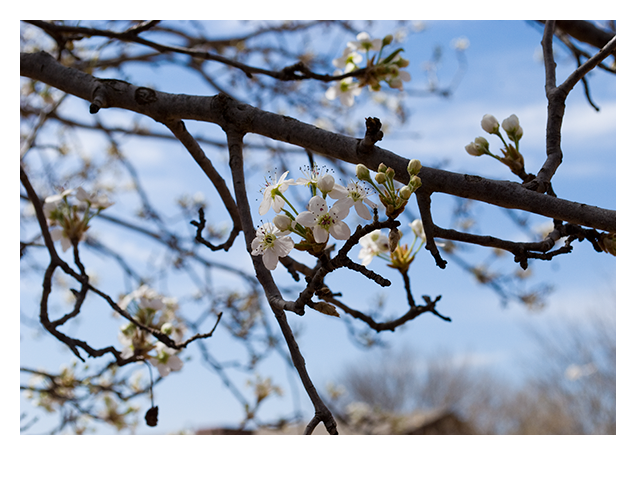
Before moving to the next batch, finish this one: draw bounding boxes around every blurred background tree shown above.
[20,19,615,435]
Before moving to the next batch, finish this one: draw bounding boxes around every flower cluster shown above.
[43,186,113,252]
[118,285,184,378]
[465,114,525,176]
[358,219,427,273]
[252,165,377,270]
[253,161,428,275]
[354,159,422,219]
[326,32,411,107]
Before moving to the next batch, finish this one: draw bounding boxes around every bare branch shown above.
[225,128,339,435]
[20,52,615,232]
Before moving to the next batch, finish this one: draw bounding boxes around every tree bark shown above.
[21,51,615,233]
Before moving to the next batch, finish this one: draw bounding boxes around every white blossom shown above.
[251,222,295,270]
[75,186,113,210]
[331,181,377,220]
[386,67,411,91]
[272,214,293,231]
[258,171,296,215]
[332,47,363,69]
[347,32,383,52]
[49,228,73,252]
[358,230,390,266]
[451,36,470,51]
[149,342,183,378]
[295,166,342,197]
[325,74,362,107]
[119,284,166,312]
[296,196,351,243]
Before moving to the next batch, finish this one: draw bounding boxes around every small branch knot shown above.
[357,117,384,156]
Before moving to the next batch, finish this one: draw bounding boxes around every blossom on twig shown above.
[251,222,295,270]
[296,196,351,243]
[43,186,112,252]
[358,230,391,266]
[330,181,377,221]
[148,342,184,378]
[258,171,296,215]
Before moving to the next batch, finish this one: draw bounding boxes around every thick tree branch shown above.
[20,51,615,235]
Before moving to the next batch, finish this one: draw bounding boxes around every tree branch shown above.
[20,51,615,233]
[225,128,339,435]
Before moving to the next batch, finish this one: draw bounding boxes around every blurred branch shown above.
[529,21,616,193]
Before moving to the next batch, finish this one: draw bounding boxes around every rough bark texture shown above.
[20,51,616,233]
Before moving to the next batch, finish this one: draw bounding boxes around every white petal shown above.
[75,187,90,202]
[313,227,329,243]
[259,196,272,215]
[296,211,316,227]
[330,201,351,220]
[168,355,183,372]
[155,363,171,377]
[354,201,372,220]
[251,237,263,255]
[44,194,64,204]
[262,249,279,269]
[272,196,286,213]
[328,184,348,199]
[341,92,355,107]
[61,237,72,252]
[329,221,351,240]
[274,235,294,256]
[333,197,353,211]
[49,228,63,241]
[308,196,328,214]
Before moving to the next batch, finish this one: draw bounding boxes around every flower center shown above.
[318,213,334,230]
[263,233,277,249]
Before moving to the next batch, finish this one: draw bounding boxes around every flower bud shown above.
[378,163,387,173]
[408,176,422,191]
[389,228,401,252]
[382,34,393,46]
[407,159,422,176]
[502,114,523,141]
[317,173,335,193]
[465,136,489,156]
[375,172,387,184]
[314,301,340,317]
[273,214,292,231]
[481,114,499,134]
[399,186,411,200]
[475,136,489,149]
[385,167,395,181]
[356,164,371,182]
[465,143,481,156]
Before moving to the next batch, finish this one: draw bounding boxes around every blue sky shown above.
[18,18,618,447]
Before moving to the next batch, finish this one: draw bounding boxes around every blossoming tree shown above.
[20,20,615,434]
